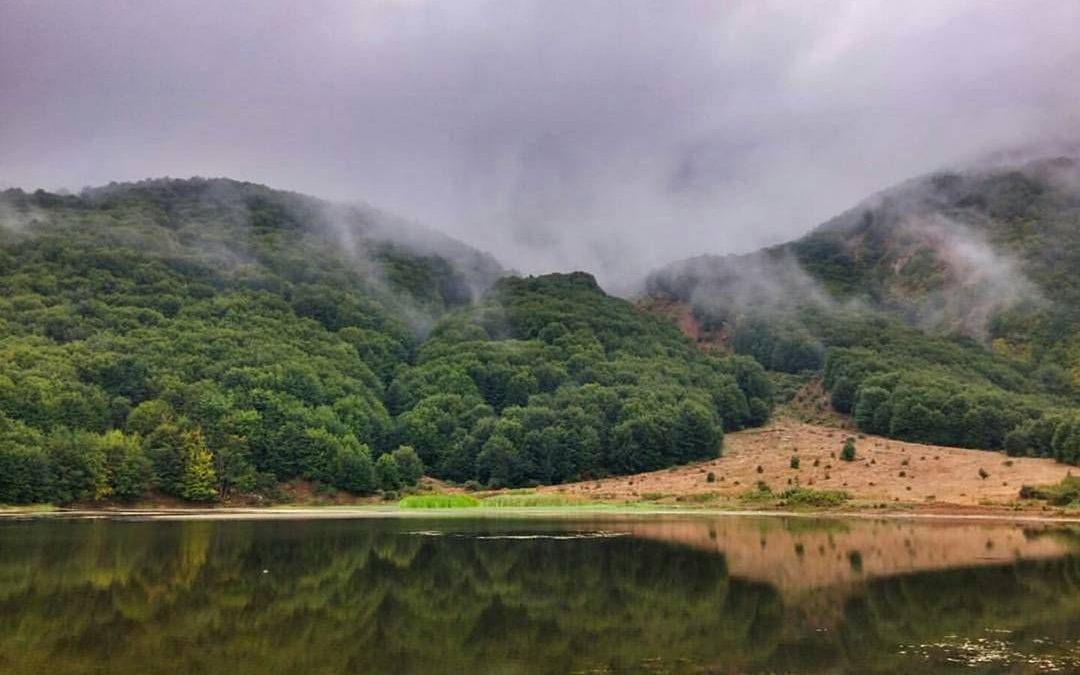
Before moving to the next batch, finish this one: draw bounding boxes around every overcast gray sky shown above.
[2,0,1078,286]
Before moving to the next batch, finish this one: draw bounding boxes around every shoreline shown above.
[3,503,1079,525]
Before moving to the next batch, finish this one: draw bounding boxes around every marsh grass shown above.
[399,494,482,509]
[481,494,584,507]
[400,491,593,508]
[0,504,57,513]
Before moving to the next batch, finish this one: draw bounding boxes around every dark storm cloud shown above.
[2,0,1078,289]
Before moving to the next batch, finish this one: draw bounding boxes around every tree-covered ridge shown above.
[389,272,772,486]
[0,180,772,504]
[650,157,1080,352]
[0,179,495,504]
[646,157,1080,462]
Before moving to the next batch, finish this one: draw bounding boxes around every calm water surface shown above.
[1,514,1078,674]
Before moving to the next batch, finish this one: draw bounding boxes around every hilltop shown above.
[646,157,1080,464]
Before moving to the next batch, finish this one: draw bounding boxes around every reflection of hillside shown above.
[611,516,1073,593]
[743,553,1080,674]
[0,518,1077,674]
[0,520,782,675]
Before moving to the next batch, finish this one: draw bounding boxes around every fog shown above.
[2,0,1078,289]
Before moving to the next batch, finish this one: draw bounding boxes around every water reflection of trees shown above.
[837,556,1080,673]
[1,520,1078,674]
[0,521,782,674]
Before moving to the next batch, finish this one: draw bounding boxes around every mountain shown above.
[646,156,1080,462]
[2,156,1076,508]
[0,178,770,505]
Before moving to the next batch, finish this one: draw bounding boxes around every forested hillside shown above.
[0,179,769,504]
[3,156,1075,507]
[0,179,497,504]
[647,156,1080,463]
[391,272,771,486]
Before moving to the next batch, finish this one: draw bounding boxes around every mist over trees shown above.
[647,157,1080,464]
[0,180,474,504]
[0,179,769,504]
[1,155,1078,506]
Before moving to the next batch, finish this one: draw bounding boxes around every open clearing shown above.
[541,416,1075,510]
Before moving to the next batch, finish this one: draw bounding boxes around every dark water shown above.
[1,515,1078,674]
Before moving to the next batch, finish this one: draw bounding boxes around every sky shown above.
[2,0,1078,288]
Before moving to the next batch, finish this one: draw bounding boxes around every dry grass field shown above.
[542,416,1075,511]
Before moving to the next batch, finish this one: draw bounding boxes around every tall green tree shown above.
[179,429,218,502]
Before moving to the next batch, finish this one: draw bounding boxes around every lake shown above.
[0,513,1078,674]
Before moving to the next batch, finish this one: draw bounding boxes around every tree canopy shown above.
[0,180,770,503]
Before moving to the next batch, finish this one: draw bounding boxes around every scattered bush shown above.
[841,438,857,462]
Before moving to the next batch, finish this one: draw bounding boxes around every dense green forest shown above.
[647,157,1080,462]
[0,179,485,504]
[2,157,1077,505]
[391,272,770,486]
[0,179,768,504]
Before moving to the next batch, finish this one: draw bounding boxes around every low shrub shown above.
[674,492,718,504]
[1018,476,1080,506]
[481,494,581,507]
[841,439,857,462]
[740,481,773,502]
[778,487,850,507]
[399,494,481,508]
